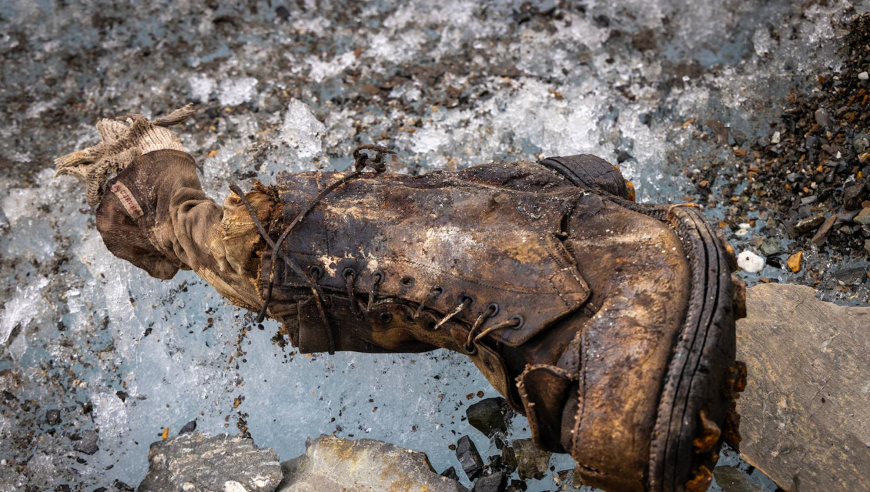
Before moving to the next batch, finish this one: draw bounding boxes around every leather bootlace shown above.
[231,144,394,355]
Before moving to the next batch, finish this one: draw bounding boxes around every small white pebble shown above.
[737,251,765,273]
[859,72,869,80]
[771,131,781,144]
[0,460,6,466]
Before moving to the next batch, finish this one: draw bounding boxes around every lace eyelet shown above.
[400,275,415,287]
[308,265,324,280]
[342,267,356,279]
[509,314,524,329]
[459,294,474,306]
[486,303,499,317]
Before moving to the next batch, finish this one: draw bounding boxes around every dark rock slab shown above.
[510,439,551,480]
[472,471,508,492]
[466,397,512,437]
[831,266,868,285]
[73,430,99,455]
[138,431,282,492]
[456,435,484,480]
[277,435,468,492]
[737,284,870,492]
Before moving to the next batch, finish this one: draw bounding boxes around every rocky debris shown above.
[138,432,282,492]
[712,466,764,492]
[466,397,513,437]
[471,471,508,492]
[737,284,870,492]
[73,430,99,455]
[277,435,468,492]
[687,13,870,283]
[455,435,484,480]
[509,439,551,481]
[45,409,60,426]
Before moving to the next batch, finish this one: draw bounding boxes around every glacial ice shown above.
[0,0,856,490]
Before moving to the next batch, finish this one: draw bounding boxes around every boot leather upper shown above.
[265,166,593,354]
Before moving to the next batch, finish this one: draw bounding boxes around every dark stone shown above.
[487,454,513,474]
[74,430,99,455]
[441,466,460,481]
[93,488,107,492]
[511,439,551,480]
[466,398,512,437]
[115,391,128,403]
[759,238,783,257]
[179,419,197,434]
[275,6,290,21]
[45,409,61,426]
[54,486,70,492]
[456,435,484,480]
[138,432,281,492]
[831,267,868,285]
[616,150,633,163]
[501,445,517,470]
[472,471,508,492]
[844,180,870,210]
[836,161,850,174]
[815,108,832,127]
[113,479,134,491]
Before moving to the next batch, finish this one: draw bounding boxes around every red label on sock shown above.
[110,182,144,220]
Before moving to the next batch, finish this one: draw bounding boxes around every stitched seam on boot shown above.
[571,327,589,458]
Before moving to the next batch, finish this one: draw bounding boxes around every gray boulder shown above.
[277,435,468,492]
[138,432,282,492]
[737,284,870,492]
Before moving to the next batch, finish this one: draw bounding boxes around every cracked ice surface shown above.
[0,0,857,490]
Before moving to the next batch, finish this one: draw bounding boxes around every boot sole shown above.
[647,206,737,492]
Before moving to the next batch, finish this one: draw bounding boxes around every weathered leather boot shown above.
[249,151,742,492]
[60,108,740,491]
